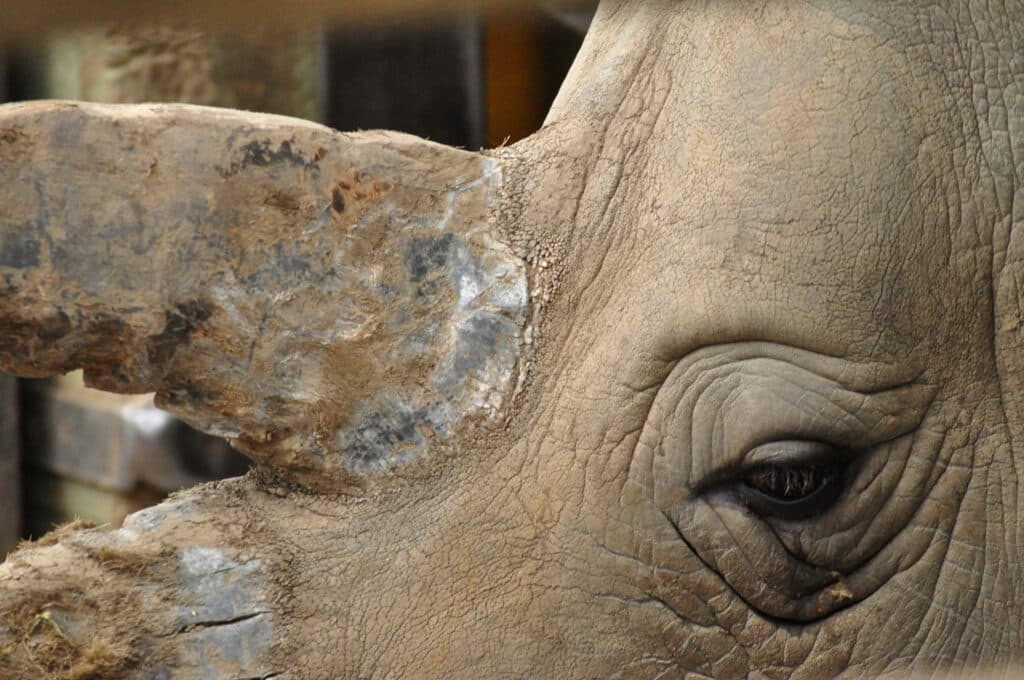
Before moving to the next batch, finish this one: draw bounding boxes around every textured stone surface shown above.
[0,100,529,491]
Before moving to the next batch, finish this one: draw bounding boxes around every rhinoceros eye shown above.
[735,441,850,521]
[745,463,836,498]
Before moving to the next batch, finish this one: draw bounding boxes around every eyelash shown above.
[688,440,856,522]
[744,463,840,501]
[735,453,850,521]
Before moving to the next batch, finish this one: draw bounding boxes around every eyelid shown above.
[643,345,942,620]
[691,440,836,496]
[744,440,834,467]
[679,358,936,488]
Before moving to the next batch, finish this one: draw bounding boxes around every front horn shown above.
[0,101,531,492]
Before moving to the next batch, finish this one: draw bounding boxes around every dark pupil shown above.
[745,464,837,501]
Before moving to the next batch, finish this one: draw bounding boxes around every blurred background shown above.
[0,3,596,555]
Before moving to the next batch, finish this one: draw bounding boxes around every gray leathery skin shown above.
[2,1,1024,677]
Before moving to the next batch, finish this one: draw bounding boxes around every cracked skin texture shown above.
[2,0,1024,677]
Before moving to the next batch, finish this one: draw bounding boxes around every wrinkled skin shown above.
[2,0,1024,677]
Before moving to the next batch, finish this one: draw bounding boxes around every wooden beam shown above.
[1,0,592,44]
[0,52,20,557]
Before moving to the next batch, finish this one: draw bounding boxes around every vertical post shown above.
[0,49,20,555]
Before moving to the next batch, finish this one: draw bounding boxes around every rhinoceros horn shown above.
[0,101,535,492]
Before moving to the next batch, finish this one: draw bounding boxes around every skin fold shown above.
[0,0,1022,677]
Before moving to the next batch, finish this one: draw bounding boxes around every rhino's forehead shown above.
[590,2,999,365]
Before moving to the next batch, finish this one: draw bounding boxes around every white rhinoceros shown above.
[1,0,1022,677]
